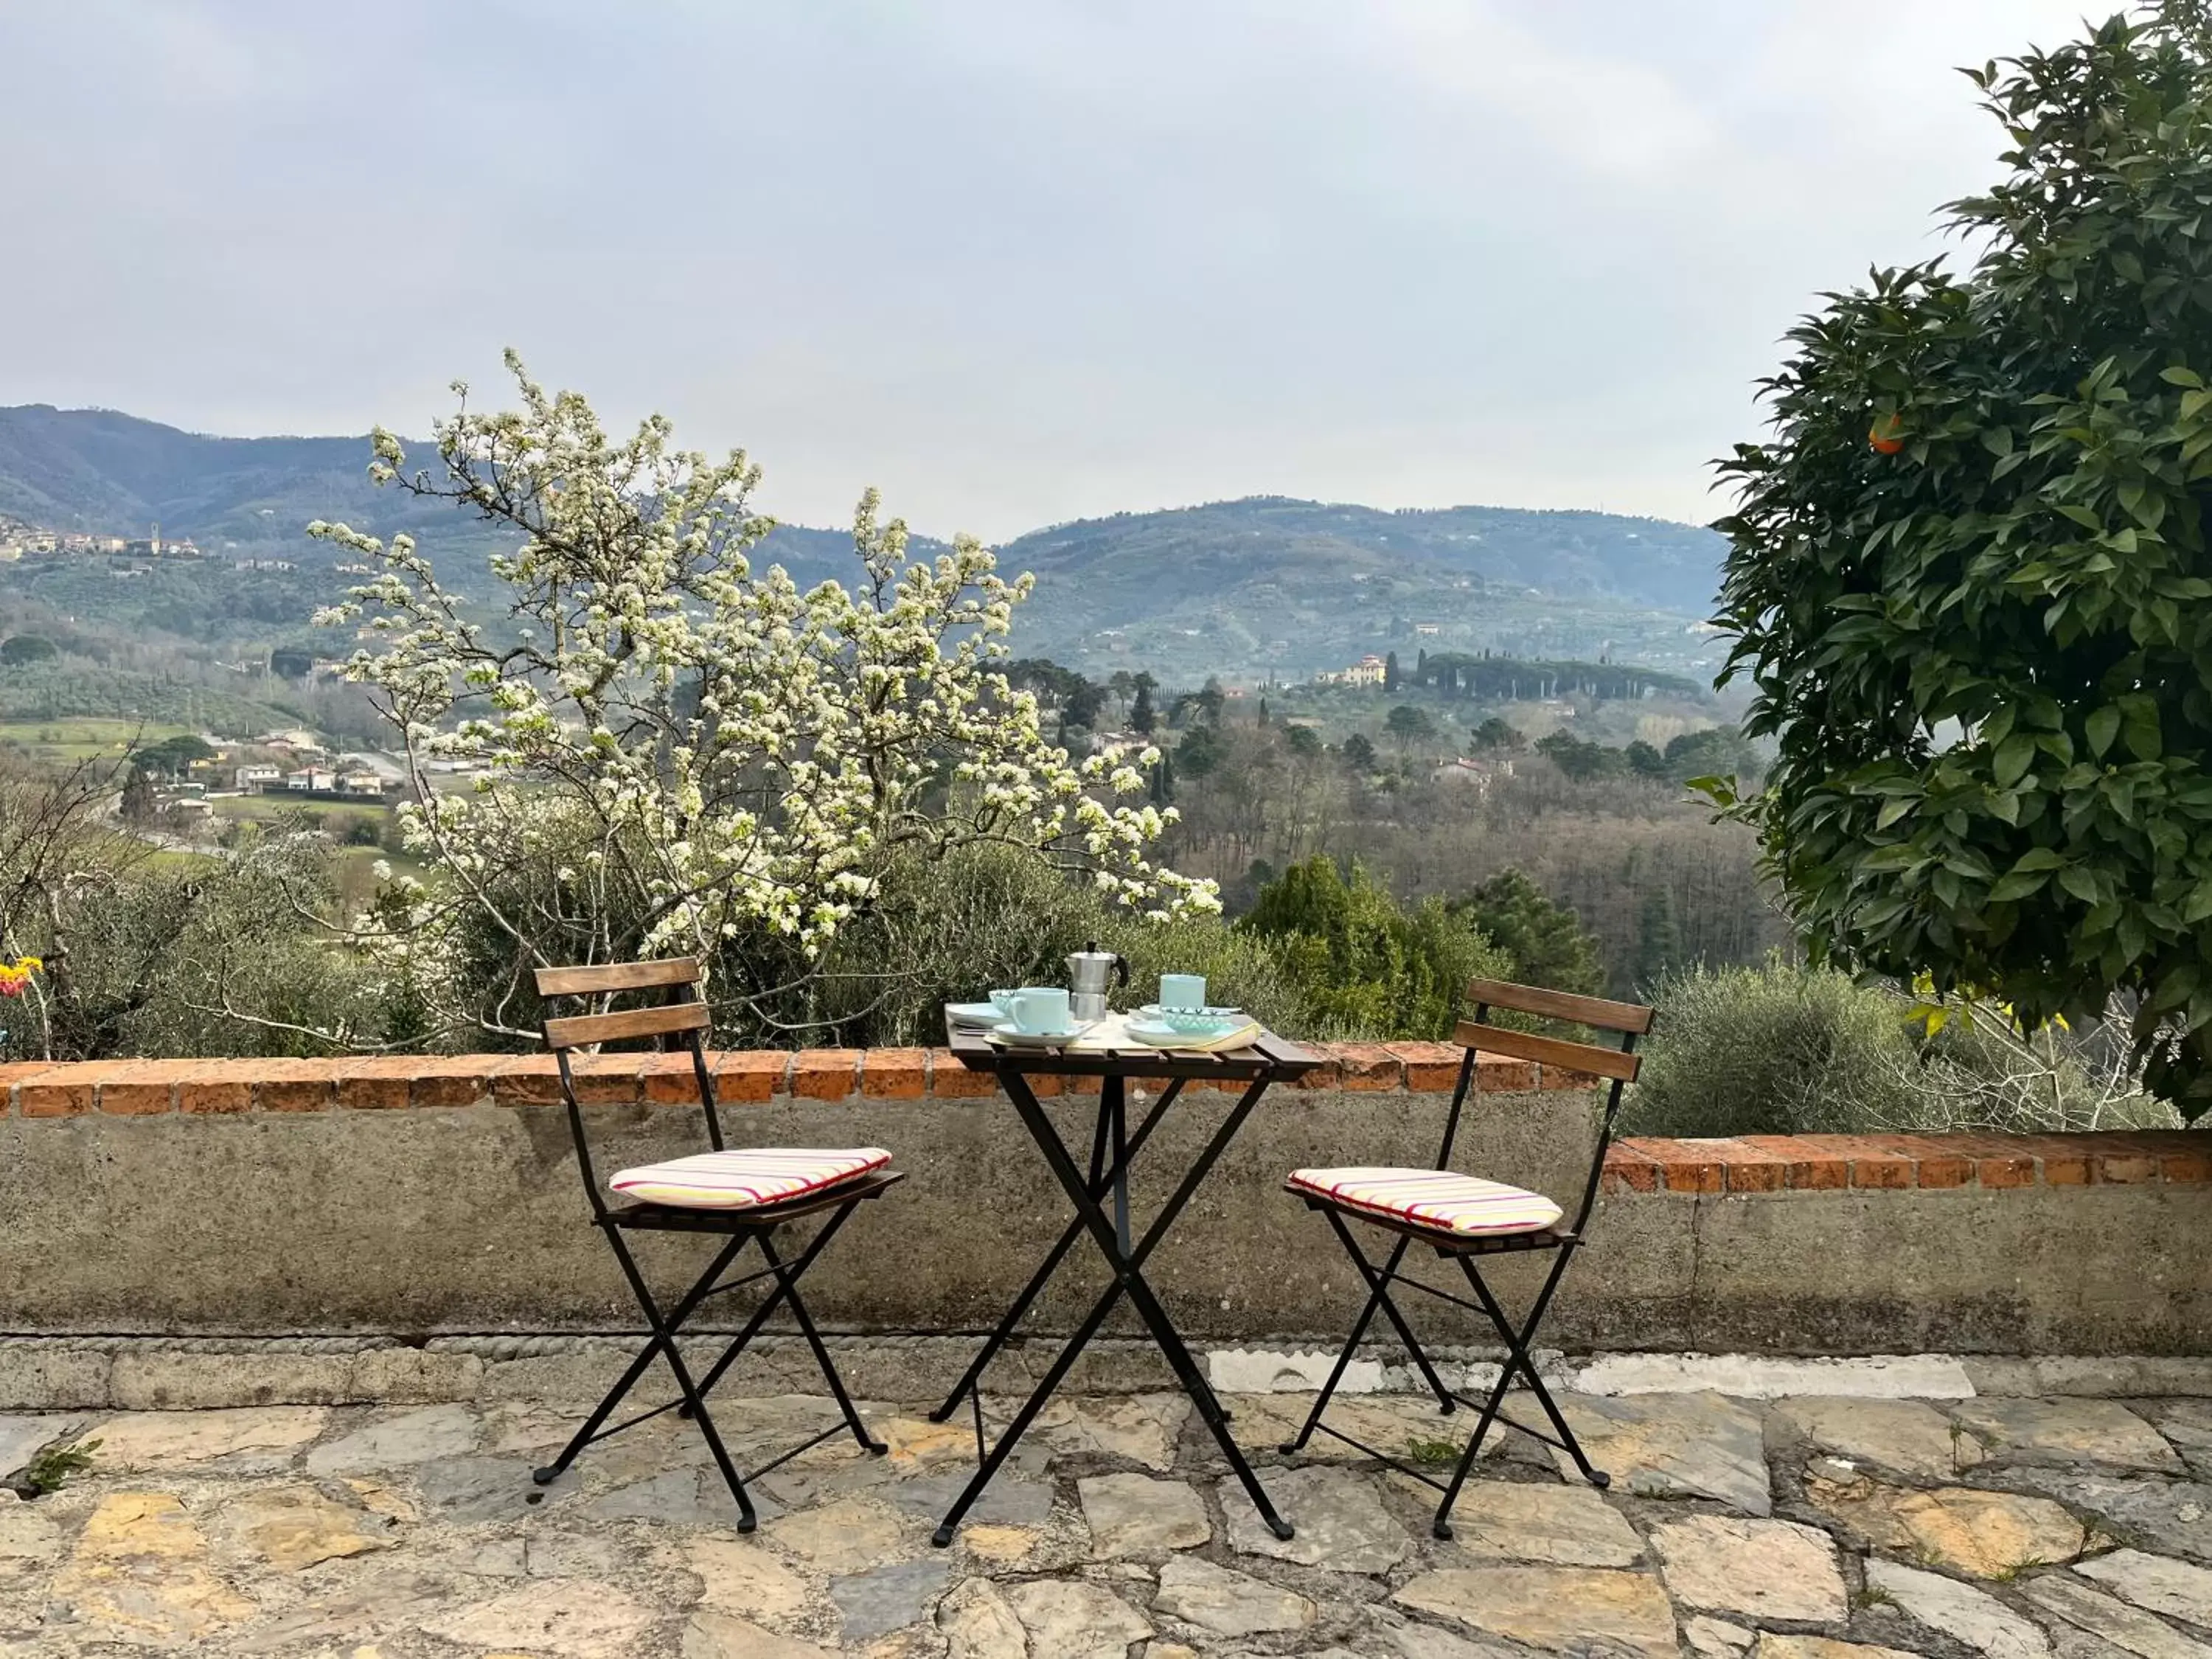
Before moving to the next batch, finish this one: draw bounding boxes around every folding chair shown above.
[1279,976,1650,1538]
[527,956,902,1531]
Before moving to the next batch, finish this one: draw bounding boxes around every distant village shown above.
[0,518,295,571]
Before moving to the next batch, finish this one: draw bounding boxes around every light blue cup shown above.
[1008,986,1074,1034]
[1159,973,1206,1012]
[988,988,1018,1015]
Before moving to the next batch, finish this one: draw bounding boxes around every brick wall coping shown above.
[0,1042,1578,1119]
[1604,1130,2211,1194]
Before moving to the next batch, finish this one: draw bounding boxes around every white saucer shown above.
[989,1020,1091,1048]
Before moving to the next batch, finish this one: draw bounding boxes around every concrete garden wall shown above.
[1,1048,2206,1365]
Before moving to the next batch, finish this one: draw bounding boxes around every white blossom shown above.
[315,354,1217,1004]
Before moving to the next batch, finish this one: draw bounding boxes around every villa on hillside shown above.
[1314,654,1388,686]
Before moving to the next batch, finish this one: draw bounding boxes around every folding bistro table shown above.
[928,1012,1322,1546]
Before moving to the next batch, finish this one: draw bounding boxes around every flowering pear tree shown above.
[313,354,1212,1032]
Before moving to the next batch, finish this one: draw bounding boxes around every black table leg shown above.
[932,1068,1294,1545]
[1107,1075,1131,1258]
[927,1079,1185,1424]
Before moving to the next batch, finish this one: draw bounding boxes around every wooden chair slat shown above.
[1463,978,1653,1034]
[544,1001,712,1051]
[1453,1018,1641,1083]
[535,957,702,998]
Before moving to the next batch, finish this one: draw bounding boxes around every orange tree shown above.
[1712,6,2212,1113]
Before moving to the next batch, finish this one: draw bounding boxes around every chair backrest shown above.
[535,956,718,1217]
[1435,976,1652,1236]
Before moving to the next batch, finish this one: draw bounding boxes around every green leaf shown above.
[2126,707,2164,762]
[1989,871,2049,902]
[2086,705,2121,758]
[1993,734,2037,788]
[2011,848,2068,872]
[1876,796,1916,830]
[2185,880,2212,925]
[2163,366,2206,388]
[2059,865,2101,904]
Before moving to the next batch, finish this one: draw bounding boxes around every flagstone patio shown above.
[6,1383,2212,1657]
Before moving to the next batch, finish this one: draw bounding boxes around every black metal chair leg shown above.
[759,1227,886,1454]
[603,1228,759,1531]
[1459,1251,1607,1487]
[1429,1248,1604,1540]
[688,1201,863,1408]
[1326,1211,1458,1411]
[535,1231,748,1485]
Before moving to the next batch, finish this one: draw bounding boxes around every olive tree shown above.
[1712,6,2212,1112]
[313,355,1212,1037]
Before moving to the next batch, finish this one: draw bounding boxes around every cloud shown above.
[0,0,2106,540]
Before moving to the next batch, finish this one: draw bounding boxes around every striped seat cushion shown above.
[610,1147,892,1211]
[1287,1166,1563,1237]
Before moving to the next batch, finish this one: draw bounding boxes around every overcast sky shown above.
[1,1,2102,540]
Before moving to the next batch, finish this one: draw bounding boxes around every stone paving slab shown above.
[5,1385,2212,1654]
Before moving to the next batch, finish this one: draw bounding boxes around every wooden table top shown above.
[942,1012,1322,1082]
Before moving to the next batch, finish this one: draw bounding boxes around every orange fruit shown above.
[1868,414,1906,455]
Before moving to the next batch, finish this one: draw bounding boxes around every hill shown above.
[999,497,1725,682]
[0,406,1727,683]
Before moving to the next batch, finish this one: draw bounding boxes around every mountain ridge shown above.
[0,403,1728,681]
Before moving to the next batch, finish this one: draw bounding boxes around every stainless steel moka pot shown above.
[1066,942,1129,1023]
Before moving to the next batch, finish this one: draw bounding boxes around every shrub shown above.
[1239,855,1509,1040]
[1623,959,1919,1138]
[1624,956,2180,1138]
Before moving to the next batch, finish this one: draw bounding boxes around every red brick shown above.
[21,1061,161,1118]
[1881,1134,1976,1189]
[2098,1152,2160,1184]
[1387,1042,1465,1092]
[488,1054,562,1106]
[16,1066,90,1117]
[97,1061,184,1116]
[0,1059,53,1113]
[860,1048,928,1099]
[1705,1139,1792,1193]
[639,1051,709,1106]
[333,1055,422,1110]
[1601,1144,1662,1193]
[1475,1055,1540,1092]
[2135,1132,2212,1183]
[1058,1072,1101,1097]
[176,1060,257,1115]
[257,1059,337,1113]
[2006,1134,2094,1184]
[790,1049,859,1102]
[713,1051,790,1102]
[1330,1044,1403,1091]
[1540,1065,1604,1091]
[1938,1133,2039,1189]
[406,1056,501,1108]
[1798,1135,1916,1188]
[928,1048,999,1099]
[1617,1136,1723,1194]
[1739,1135,1850,1190]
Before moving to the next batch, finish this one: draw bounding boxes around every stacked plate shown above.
[1124,1012,1259,1051]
